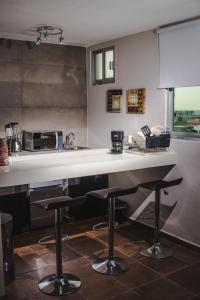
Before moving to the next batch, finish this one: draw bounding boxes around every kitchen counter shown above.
[0,148,176,188]
[0,147,176,296]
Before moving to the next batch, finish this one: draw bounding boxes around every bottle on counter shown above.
[0,138,9,166]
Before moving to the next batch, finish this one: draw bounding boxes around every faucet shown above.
[65,132,75,148]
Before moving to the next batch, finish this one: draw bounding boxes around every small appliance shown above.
[22,131,63,151]
[5,123,22,154]
[111,130,124,154]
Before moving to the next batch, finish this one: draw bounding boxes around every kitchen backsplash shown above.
[0,40,87,145]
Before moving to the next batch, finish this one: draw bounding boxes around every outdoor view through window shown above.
[174,86,200,135]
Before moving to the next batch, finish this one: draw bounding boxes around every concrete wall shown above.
[0,40,87,145]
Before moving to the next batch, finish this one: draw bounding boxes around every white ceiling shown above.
[0,0,199,47]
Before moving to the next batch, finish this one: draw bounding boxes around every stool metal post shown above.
[55,208,62,278]
[88,185,138,275]
[92,196,128,275]
[154,189,160,245]
[108,197,114,259]
[38,208,81,296]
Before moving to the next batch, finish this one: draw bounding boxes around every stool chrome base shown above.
[92,257,129,275]
[38,273,81,296]
[140,244,174,259]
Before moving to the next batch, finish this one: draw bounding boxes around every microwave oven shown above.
[23,131,63,151]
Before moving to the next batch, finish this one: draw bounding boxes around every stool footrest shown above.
[38,232,68,246]
[93,221,118,230]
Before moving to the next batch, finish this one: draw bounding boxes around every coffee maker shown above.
[111,130,124,154]
[5,123,22,154]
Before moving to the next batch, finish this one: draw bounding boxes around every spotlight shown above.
[35,25,64,45]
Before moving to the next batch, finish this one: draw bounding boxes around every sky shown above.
[174,86,200,111]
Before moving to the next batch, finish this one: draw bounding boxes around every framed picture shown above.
[127,88,145,113]
[107,89,122,113]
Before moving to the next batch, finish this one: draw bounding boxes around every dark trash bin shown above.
[1,213,15,285]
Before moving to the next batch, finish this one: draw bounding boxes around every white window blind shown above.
[158,19,200,88]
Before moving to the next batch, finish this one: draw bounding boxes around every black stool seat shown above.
[33,195,86,296]
[139,177,183,259]
[86,185,138,275]
[34,195,85,211]
[140,178,183,191]
[87,186,139,200]
[87,187,123,200]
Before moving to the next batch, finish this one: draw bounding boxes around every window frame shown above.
[167,88,200,140]
[92,46,115,85]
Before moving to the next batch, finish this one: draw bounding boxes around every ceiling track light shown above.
[35,25,64,45]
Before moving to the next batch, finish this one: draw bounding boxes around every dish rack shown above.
[135,125,171,151]
[134,134,171,151]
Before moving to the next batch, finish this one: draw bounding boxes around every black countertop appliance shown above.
[111,130,124,154]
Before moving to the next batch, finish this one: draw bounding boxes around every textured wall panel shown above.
[0,40,87,143]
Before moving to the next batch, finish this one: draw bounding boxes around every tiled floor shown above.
[4,217,200,300]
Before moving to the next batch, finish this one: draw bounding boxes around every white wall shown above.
[87,30,200,247]
[163,139,200,246]
[87,31,166,148]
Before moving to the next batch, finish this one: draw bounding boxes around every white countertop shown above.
[0,148,176,188]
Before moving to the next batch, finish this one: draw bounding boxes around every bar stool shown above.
[87,185,138,275]
[33,195,85,296]
[139,178,183,259]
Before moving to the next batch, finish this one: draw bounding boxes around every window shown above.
[172,86,200,137]
[92,47,115,85]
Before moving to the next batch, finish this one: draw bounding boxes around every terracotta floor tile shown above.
[95,231,132,247]
[14,245,33,256]
[117,223,153,242]
[62,257,94,279]
[160,237,180,248]
[87,247,133,265]
[9,219,200,300]
[67,235,106,256]
[115,260,160,289]
[36,247,80,265]
[168,263,200,294]
[135,277,193,300]
[174,245,200,265]
[88,227,108,238]
[138,255,188,275]
[14,253,49,275]
[35,243,81,265]
[79,273,129,300]
[116,241,148,259]
[106,290,144,300]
